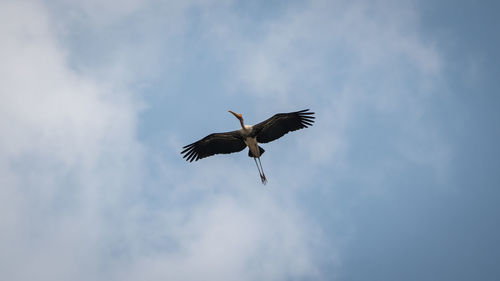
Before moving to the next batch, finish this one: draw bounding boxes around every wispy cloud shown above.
[1,0,451,280]
[182,0,446,176]
[1,1,143,280]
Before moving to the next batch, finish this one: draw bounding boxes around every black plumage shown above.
[250,109,315,143]
[181,109,314,162]
[181,109,314,184]
[181,131,246,162]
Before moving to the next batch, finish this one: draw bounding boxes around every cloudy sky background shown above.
[1,0,499,280]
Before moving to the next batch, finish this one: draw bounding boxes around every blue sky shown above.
[1,0,499,280]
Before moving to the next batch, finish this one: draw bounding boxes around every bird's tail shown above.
[248,146,265,157]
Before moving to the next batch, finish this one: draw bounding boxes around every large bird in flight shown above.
[181,109,315,184]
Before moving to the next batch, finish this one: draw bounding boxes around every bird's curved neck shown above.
[239,118,245,129]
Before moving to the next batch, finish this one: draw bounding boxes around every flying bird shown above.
[181,109,315,184]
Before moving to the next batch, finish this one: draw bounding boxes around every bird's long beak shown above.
[228,110,242,120]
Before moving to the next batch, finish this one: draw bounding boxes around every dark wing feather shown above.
[181,130,246,162]
[250,109,315,143]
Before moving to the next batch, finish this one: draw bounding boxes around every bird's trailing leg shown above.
[254,157,267,185]
[253,158,263,183]
[257,157,267,184]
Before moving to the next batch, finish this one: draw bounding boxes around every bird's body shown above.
[234,125,259,158]
[244,135,261,158]
[181,109,315,184]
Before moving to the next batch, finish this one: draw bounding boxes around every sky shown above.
[1,0,499,280]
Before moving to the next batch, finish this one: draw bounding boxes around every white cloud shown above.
[185,0,447,181]
[111,193,323,281]
[0,1,142,280]
[0,0,453,280]
[0,1,329,280]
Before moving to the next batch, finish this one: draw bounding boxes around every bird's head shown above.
[228,110,243,121]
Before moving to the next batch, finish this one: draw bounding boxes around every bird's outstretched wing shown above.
[250,109,315,143]
[181,130,246,162]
